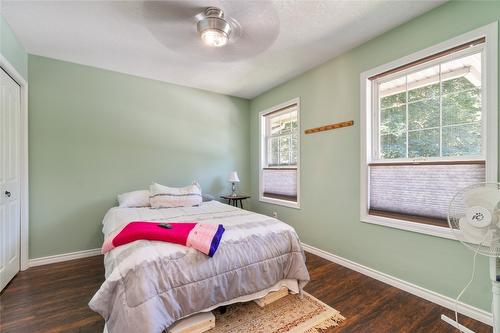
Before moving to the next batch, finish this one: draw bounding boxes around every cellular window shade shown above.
[368,37,485,81]
[369,163,485,222]
[264,103,298,118]
[263,168,297,201]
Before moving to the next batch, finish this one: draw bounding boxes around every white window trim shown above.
[259,97,301,209]
[360,22,498,240]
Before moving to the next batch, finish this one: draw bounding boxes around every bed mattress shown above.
[89,200,310,333]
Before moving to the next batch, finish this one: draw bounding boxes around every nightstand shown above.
[220,195,250,209]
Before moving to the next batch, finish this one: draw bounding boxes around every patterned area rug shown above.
[207,292,345,333]
[102,292,344,333]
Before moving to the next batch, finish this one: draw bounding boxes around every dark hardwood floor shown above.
[0,252,491,333]
[0,256,105,333]
[304,253,491,333]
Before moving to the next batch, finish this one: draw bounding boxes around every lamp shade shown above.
[228,171,240,183]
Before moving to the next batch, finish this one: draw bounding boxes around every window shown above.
[361,23,497,238]
[259,98,300,208]
[375,47,483,161]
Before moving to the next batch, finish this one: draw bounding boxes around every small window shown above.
[259,99,300,208]
[361,24,498,238]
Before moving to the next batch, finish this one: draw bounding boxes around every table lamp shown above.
[228,171,240,196]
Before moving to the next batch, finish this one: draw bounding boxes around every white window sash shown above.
[265,131,299,167]
[371,43,485,163]
[263,105,299,168]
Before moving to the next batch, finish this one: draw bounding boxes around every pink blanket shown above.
[102,222,225,257]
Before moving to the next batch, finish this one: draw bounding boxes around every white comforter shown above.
[90,201,309,333]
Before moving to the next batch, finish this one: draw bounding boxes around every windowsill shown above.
[361,213,457,240]
[259,196,301,209]
[263,193,298,201]
[369,209,448,228]
[263,167,298,170]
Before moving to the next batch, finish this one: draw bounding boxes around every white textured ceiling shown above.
[1,0,444,98]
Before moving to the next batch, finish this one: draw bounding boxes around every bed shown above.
[89,200,310,333]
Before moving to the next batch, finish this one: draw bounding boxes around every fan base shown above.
[441,315,475,333]
[441,257,499,333]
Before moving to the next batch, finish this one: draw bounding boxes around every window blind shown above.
[368,37,485,81]
[263,103,298,118]
[262,168,297,201]
[369,162,485,222]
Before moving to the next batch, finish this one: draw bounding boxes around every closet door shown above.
[0,68,21,291]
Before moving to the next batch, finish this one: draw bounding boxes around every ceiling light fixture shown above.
[197,7,232,48]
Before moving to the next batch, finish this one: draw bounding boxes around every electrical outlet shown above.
[272,212,278,218]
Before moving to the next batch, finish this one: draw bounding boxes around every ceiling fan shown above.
[196,7,232,48]
[139,1,280,62]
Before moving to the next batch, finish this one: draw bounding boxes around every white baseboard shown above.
[28,248,101,267]
[301,242,493,326]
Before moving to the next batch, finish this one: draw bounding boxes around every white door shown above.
[0,68,21,291]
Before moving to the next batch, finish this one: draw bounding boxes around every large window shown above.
[259,98,300,208]
[375,49,483,161]
[361,24,497,238]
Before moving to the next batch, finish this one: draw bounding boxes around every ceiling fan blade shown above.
[141,0,280,62]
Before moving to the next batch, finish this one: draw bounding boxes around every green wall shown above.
[28,55,250,259]
[250,1,499,311]
[0,15,27,80]
[21,0,500,313]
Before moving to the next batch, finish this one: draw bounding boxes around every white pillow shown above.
[149,182,202,208]
[117,190,151,208]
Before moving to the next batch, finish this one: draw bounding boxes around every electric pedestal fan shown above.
[445,183,500,333]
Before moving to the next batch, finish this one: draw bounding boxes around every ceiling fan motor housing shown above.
[197,7,232,39]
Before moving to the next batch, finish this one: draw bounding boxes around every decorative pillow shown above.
[117,190,151,208]
[149,182,202,208]
[202,193,215,202]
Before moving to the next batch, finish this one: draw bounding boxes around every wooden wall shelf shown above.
[304,120,354,135]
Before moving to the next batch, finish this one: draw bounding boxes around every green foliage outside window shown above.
[268,111,298,166]
[379,76,481,159]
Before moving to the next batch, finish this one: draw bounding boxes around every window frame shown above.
[259,97,301,209]
[360,22,498,240]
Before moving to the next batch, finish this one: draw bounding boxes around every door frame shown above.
[1,55,29,271]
